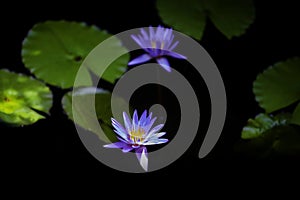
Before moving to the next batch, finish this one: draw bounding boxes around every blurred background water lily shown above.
[128,26,186,72]
[104,110,168,171]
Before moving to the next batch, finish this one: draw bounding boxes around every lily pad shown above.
[241,113,290,139]
[0,69,52,126]
[62,87,129,142]
[156,0,255,40]
[291,103,300,126]
[203,0,255,39]
[22,21,128,89]
[156,0,206,40]
[237,125,300,159]
[253,58,300,113]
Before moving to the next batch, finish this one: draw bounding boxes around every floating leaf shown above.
[203,0,255,39]
[22,21,128,89]
[156,0,255,40]
[291,103,300,126]
[237,125,300,159]
[242,114,275,139]
[253,58,300,113]
[0,69,52,126]
[62,87,129,142]
[241,113,290,139]
[156,0,206,40]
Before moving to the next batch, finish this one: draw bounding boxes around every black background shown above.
[1,0,300,183]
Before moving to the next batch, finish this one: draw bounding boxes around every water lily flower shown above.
[104,110,168,171]
[128,26,186,72]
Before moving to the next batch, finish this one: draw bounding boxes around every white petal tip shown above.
[140,150,148,171]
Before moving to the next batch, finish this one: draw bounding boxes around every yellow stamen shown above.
[130,128,145,143]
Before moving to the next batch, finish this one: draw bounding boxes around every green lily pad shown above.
[253,58,300,113]
[22,21,128,89]
[237,125,300,159]
[203,0,255,39]
[62,87,129,142]
[156,0,255,40]
[156,0,206,40]
[241,113,290,139]
[0,69,52,126]
[291,103,300,126]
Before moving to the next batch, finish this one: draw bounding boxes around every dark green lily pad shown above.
[253,58,300,113]
[203,0,255,39]
[62,87,129,142]
[156,0,255,40]
[22,21,128,89]
[156,0,206,40]
[237,125,300,159]
[241,113,290,139]
[0,69,52,126]
[291,103,300,126]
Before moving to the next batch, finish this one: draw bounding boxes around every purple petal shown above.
[144,116,157,134]
[165,35,174,49]
[139,110,147,126]
[117,136,130,144]
[144,138,168,145]
[149,26,155,41]
[147,124,164,137]
[156,26,164,40]
[122,145,133,153]
[138,35,147,48]
[132,110,139,131]
[142,112,153,127]
[128,54,152,66]
[140,149,148,171]
[169,41,179,51]
[135,147,143,161]
[156,57,171,72]
[147,112,153,121]
[111,118,128,140]
[131,35,142,47]
[135,147,148,171]
[144,123,161,141]
[167,29,173,40]
[155,132,167,138]
[167,51,187,59]
[140,28,149,40]
[163,28,170,40]
[103,141,127,149]
[113,130,129,142]
[151,48,160,58]
[123,112,132,132]
[158,138,169,144]
[145,132,166,142]
[169,34,174,44]
[155,40,160,49]
[144,47,154,55]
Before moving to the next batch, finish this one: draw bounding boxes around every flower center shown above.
[130,128,145,143]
